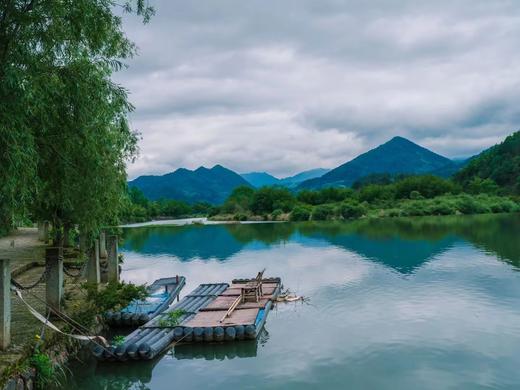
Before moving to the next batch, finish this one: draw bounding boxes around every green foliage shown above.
[352,173,405,189]
[251,187,295,214]
[30,349,62,390]
[290,206,312,221]
[222,186,255,214]
[312,204,336,221]
[84,281,147,312]
[393,175,460,199]
[112,335,126,347]
[120,187,208,223]
[158,309,187,327]
[297,187,354,205]
[410,190,423,200]
[466,177,499,195]
[271,209,283,220]
[456,130,520,194]
[339,201,366,219]
[0,1,154,237]
[358,184,395,202]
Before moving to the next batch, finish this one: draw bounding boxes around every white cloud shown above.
[116,0,520,178]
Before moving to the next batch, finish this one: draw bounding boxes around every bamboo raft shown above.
[104,276,186,327]
[93,274,281,361]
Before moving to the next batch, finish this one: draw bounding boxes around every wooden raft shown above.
[184,278,281,328]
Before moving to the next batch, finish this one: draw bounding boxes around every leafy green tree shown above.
[290,206,311,221]
[251,187,295,214]
[0,1,153,238]
[222,186,255,214]
[456,131,520,194]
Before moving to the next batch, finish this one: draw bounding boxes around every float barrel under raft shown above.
[104,276,186,327]
[93,277,282,361]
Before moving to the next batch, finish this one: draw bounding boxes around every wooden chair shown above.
[240,269,265,303]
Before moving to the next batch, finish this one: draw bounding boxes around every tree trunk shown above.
[63,223,70,248]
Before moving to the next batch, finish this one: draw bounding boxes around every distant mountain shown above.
[241,172,280,187]
[129,165,251,204]
[279,168,330,187]
[428,158,470,178]
[299,136,454,189]
[455,130,520,193]
[242,168,330,188]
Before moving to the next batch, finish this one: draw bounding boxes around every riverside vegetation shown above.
[121,131,520,223]
[122,175,519,223]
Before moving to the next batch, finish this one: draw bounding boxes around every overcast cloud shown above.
[116,0,520,179]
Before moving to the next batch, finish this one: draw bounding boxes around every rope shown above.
[11,285,115,357]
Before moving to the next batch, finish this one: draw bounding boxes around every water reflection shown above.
[67,335,264,390]
[122,214,520,273]
[64,214,520,390]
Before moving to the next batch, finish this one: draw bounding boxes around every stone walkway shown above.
[0,228,86,376]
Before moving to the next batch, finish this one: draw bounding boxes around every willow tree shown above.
[0,1,153,239]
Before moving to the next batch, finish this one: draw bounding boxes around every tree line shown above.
[122,172,519,223]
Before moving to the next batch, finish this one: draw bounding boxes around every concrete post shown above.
[107,236,119,283]
[86,240,100,285]
[99,231,108,259]
[0,259,10,350]
[45,247,63,314]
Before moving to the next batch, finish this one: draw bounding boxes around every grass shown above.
[158,309,186,327]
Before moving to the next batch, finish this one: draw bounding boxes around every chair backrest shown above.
[255,268,266,282]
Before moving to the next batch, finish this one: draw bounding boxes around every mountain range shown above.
[128,165,251,204]
[241,168,330,188]
[130,136,471,204]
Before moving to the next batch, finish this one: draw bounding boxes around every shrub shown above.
[393,175,460,199]
[409,190,423,200]
[233,213,248,221]
[271,209,283,220]
[312,204,336,220]
[358,184,395,202]
[84,281,147,312]
[30,349,62,389]
[251,187,295,214]
[427,200,456,215]
[401,201,427,216]
[290,206,311,221]
[339,201,365,219]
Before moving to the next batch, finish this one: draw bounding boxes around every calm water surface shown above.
[66,214,520,389]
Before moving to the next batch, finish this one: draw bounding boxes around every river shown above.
[64,213,520,389]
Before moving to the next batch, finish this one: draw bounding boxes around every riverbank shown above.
[207,193,520,223]
[0,228,142,389]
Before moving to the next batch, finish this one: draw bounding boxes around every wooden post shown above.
[86,240,100,285]
[45,247,63,314]
[0,259,10,350]
[107,235,119,283]
[99,231,107,259]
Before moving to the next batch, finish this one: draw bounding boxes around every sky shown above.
[117,0,520,180]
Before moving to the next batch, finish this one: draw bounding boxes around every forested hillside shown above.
[129,165,251,204]
[456,131,520,194]
[299,137,458,189]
